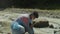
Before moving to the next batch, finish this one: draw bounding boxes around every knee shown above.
[20,26,25,33]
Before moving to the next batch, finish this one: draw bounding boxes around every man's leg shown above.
[20,25,25,34]
[28,28,34,34]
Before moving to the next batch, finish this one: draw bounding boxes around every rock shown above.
[9,18,15,21]
[33,21,49,28]
[7,33,11,34]
[33,17,49,28]
[49,24,54,28]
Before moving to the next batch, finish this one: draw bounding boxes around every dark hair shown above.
[30,11,39,18]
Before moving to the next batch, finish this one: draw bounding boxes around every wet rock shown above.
[33,21,49,28]
[9,18,15,21]
[7,33,11,34]
[49,24,54,28]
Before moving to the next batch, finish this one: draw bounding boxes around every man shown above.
[11,11,39,34]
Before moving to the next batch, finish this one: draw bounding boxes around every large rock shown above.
[33,21,49,28]
[33,18,49,28]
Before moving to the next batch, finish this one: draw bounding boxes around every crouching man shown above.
[11,11,39,34]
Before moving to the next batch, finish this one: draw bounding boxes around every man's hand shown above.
[29,23,33,28]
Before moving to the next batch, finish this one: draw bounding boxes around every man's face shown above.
[31,15,35,20]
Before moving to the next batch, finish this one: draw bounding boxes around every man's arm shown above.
[12,22,24,30]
